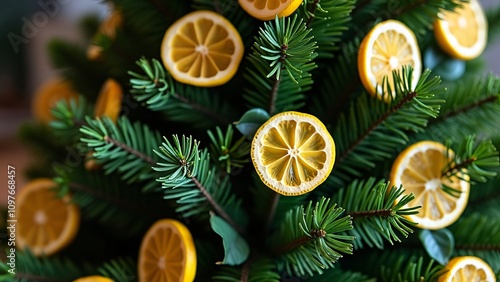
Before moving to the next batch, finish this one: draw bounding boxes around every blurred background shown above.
[1,0,499,202]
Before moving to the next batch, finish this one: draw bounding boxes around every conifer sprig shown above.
[269,197,354,276]
[207,125,250,174]
[154,135,247,233]
[79,116,162,191]
[333,178,418,249]
[50,97,92,143]
[129,58,235,128]
[243,15,317,115]
[326,67,444,187]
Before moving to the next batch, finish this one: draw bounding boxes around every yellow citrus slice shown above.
[73,276,114,282]
[390,141,470,230]
[434,0,487,60]
[439,256,496,282]
[358,20,422,101]
[87,11,123,60]
[94,78,123,123]
[238,0,302,21]
[32,78,79,124]
[161,10,244,87]
[17,178,80,256]
[251,111,336,196]
[138,219,197,282]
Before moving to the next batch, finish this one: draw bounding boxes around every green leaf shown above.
[210,213,250,266]
[419,229,455,265]
[235,108,270,139]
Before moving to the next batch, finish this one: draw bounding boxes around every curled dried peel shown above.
[251,111,335,196]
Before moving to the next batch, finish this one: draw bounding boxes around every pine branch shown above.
[79,116,162,191]
[299,0,356,58]
[303,267,376,282]
[154,135,247,234]
[332,178,418,249]
[129,58,236,128]
[243,15,317,114]
[324,68,444,188]
[49,98,92,144]
[269,197,353,277]
[442,135,499,185]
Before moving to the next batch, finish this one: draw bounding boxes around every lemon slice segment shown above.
[434,0,487,60]
[138,219,197,282]
[439,256,496,282]
[161,10,244,87]
[17,178,80,256]
[251,111,335,196]
[238,0,302,21]
[390,141,470,230]
[358,20,422,101]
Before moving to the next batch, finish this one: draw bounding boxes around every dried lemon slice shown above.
[390,141,470,230]
[161,10,244,87]
[439,256,496,282]
[251,111,335,196]
[358,20,422,101]
[434,0,487,60]
[138,219,197,282]
[238,0,303,21]
[73,276,114,282]
[94,78,123,123]
[32,79,79,124]
[17,178,80,256]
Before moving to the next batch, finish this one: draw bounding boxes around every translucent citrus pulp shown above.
[161,10,244,87]
[251,111,335,196]
[439,256,496,282]
[73,276,114,282]
[390,141,470,230]
[32,78,79,124]
[94,78,123,122]
[358,20,422,101]
[17,178,80,256]
[238,0,303,21]
[434,0,487,60]
[138,219,197,282]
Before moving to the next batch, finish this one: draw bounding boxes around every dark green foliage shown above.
[98,257,137,282]
[50,97,93,143]
[332,178,418,249]
[207,125,250,174]
[212,257,281,282]
[303,267,376,282]
[14,251,94,282]
[449,213,500,273]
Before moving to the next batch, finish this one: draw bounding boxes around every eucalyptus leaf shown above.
[235,108,270,139]
[419,229,455,265]
[210,214,250,266]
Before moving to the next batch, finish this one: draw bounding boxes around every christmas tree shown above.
[3,0,500,281]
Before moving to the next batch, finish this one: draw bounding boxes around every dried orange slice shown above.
[434,0,487,60]
[238,0,303,21]
[94,78,123,122]
[251,111,335,196]
[17,178,80,256]
[439,256,496,282]
[358,20,422,101]
[390,141,470,230]
[32,78,79,124]
[138,219,197,282]
[73,276,114,282]
[161,10,244,87]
